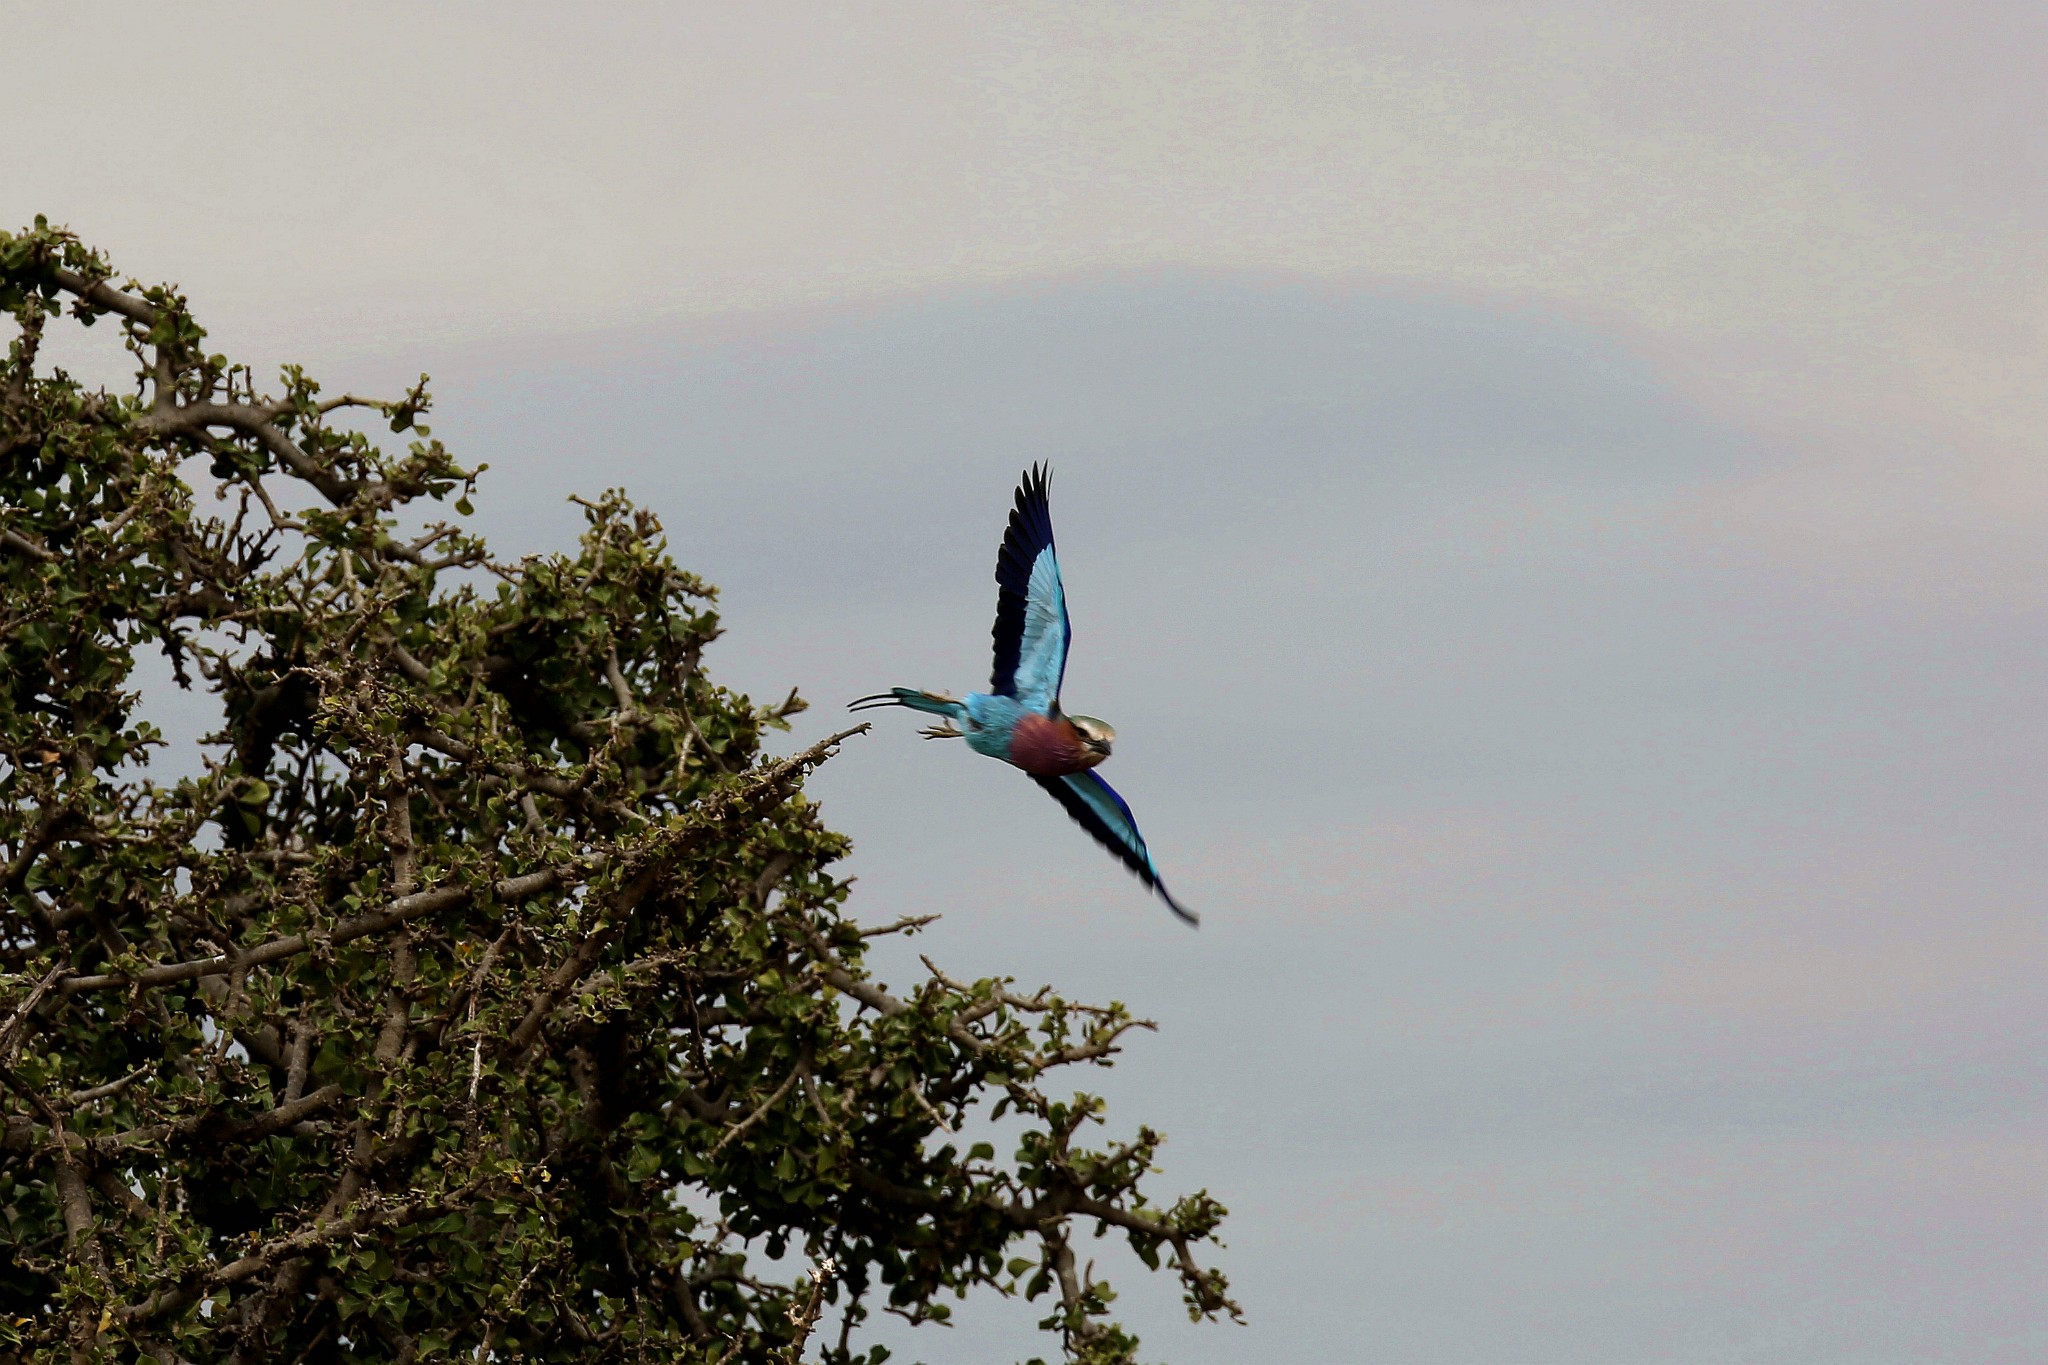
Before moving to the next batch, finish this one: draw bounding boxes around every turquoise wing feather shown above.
[1033,770,1198,926]
[990,465,1069,714]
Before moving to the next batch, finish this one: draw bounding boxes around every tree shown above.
[0,221,1235,1364]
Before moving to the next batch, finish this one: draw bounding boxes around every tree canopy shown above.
[0,221,1235,1364]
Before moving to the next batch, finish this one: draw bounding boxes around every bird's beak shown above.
[1086,737,1113,756]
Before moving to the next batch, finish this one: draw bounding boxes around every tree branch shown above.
[116,1181,487,1326]
[58,861,587,995]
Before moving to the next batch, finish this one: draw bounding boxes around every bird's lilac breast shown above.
[1006,711,1089,777]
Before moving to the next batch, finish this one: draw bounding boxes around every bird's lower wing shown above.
[1032,770,1198,926]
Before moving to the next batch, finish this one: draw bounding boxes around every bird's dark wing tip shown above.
[1033,771,1197,926]
[1007,465,1055,542]
[1018,462,1052,505]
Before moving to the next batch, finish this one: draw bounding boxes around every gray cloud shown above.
[12,2,2039,480]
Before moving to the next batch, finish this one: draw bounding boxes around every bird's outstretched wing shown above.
[990,464,1070,713]
[1033,770,1198,926]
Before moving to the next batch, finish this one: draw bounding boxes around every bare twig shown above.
[907,1078,956,1134]
[708,1061,803,1159]
[858,913,940,938]
[67,1063,153,1108]
[781,1256,838,1363]
[0,960,69,1061]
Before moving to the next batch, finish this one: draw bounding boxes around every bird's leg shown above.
[920,721,964,740]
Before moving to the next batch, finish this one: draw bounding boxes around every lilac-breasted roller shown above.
[851,466,1197,926]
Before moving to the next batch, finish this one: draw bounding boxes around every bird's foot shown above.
[920,721,964,740]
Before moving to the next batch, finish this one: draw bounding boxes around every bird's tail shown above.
[848,688,967,718]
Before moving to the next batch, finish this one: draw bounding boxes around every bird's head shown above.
[1066,714,1116,766]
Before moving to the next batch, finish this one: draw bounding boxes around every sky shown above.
[7,4,2046,1361]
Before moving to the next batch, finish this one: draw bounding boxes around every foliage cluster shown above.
[0,222,1233,1363]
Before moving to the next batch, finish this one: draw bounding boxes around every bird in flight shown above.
[851,466,1196,925]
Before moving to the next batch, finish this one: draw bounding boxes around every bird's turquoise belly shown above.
[961,693,1022,762]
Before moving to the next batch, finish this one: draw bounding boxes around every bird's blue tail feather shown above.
[847,688,967,718]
